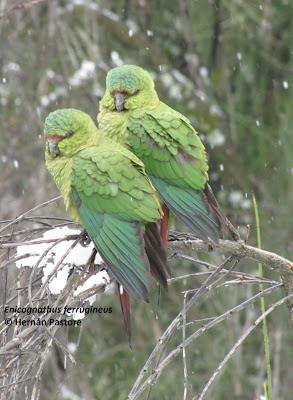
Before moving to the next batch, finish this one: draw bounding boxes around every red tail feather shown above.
[118,283,132,346]
[160,204,169,247]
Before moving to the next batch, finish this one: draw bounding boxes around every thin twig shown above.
[0,0,47,20]
[127,284,282,399]
[182,292,188,400]
[0,234,79,249]
[0,196,61,235]
[193,294,293,400]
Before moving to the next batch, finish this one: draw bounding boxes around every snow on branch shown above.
[0,198,111,399]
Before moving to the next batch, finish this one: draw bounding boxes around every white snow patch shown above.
[67,342,77,353]
[2,62,21,73]
[74,270,110,305]
[92,87,104,98]
[111,51,124,67]
[169,84,181,99]
[40,87,67,107]
[69,61,95,87]
[206,129,225,147]
[185,53,199,68]
[160,72,173,87]
[102,8,120,21]
[0,84,10,96]
[237,52,242,61]
[172,69,187,84]
[71,309,85,320]
[71,0,84,5]
[126,19,138,34]
[16,226,104,295]
[241,199,252,210]
[61,386,81,400]
[195,89,207,102]
[46,69,56,79]
[229,191,243,207]
[228,191,252,209]
[43,263,70,294]
[210,104,224,117]
[40,96,50,107]
[283,81,288,89]
[199,66,208,79]
[119,284,124,295]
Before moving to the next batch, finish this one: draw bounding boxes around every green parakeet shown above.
[98,65,227,243]
[44,108,169,303]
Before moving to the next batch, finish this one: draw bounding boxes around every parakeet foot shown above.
[79,229,91,247]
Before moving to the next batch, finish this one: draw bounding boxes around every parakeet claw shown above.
[79,229,91,247]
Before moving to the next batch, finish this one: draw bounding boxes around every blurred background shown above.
[0,0,293,399]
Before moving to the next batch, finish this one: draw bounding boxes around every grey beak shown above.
[114,93,125,112]
[48,139,60,157]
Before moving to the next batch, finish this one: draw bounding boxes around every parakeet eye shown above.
[66,130,74,138]
[133,90,140,95]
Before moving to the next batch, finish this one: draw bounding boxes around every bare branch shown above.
[193,294,293,400]
[167,235,293,322]
[0,0,48,20]
[167,236,293,274]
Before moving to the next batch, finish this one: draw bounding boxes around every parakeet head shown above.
[44,109,97,157]
[100,65,159,111]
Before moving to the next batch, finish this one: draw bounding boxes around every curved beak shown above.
[114,93,125,112]
[48,138,60,157]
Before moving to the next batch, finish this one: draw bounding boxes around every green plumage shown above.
[98,65,226,242]
[44,108,169,301]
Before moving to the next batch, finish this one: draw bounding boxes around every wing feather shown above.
[69,146,162,300]
[127,109,225,242]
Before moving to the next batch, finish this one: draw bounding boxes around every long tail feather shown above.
[160,204,170,247]
[118,284,132,346]
[144,222,170,287]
